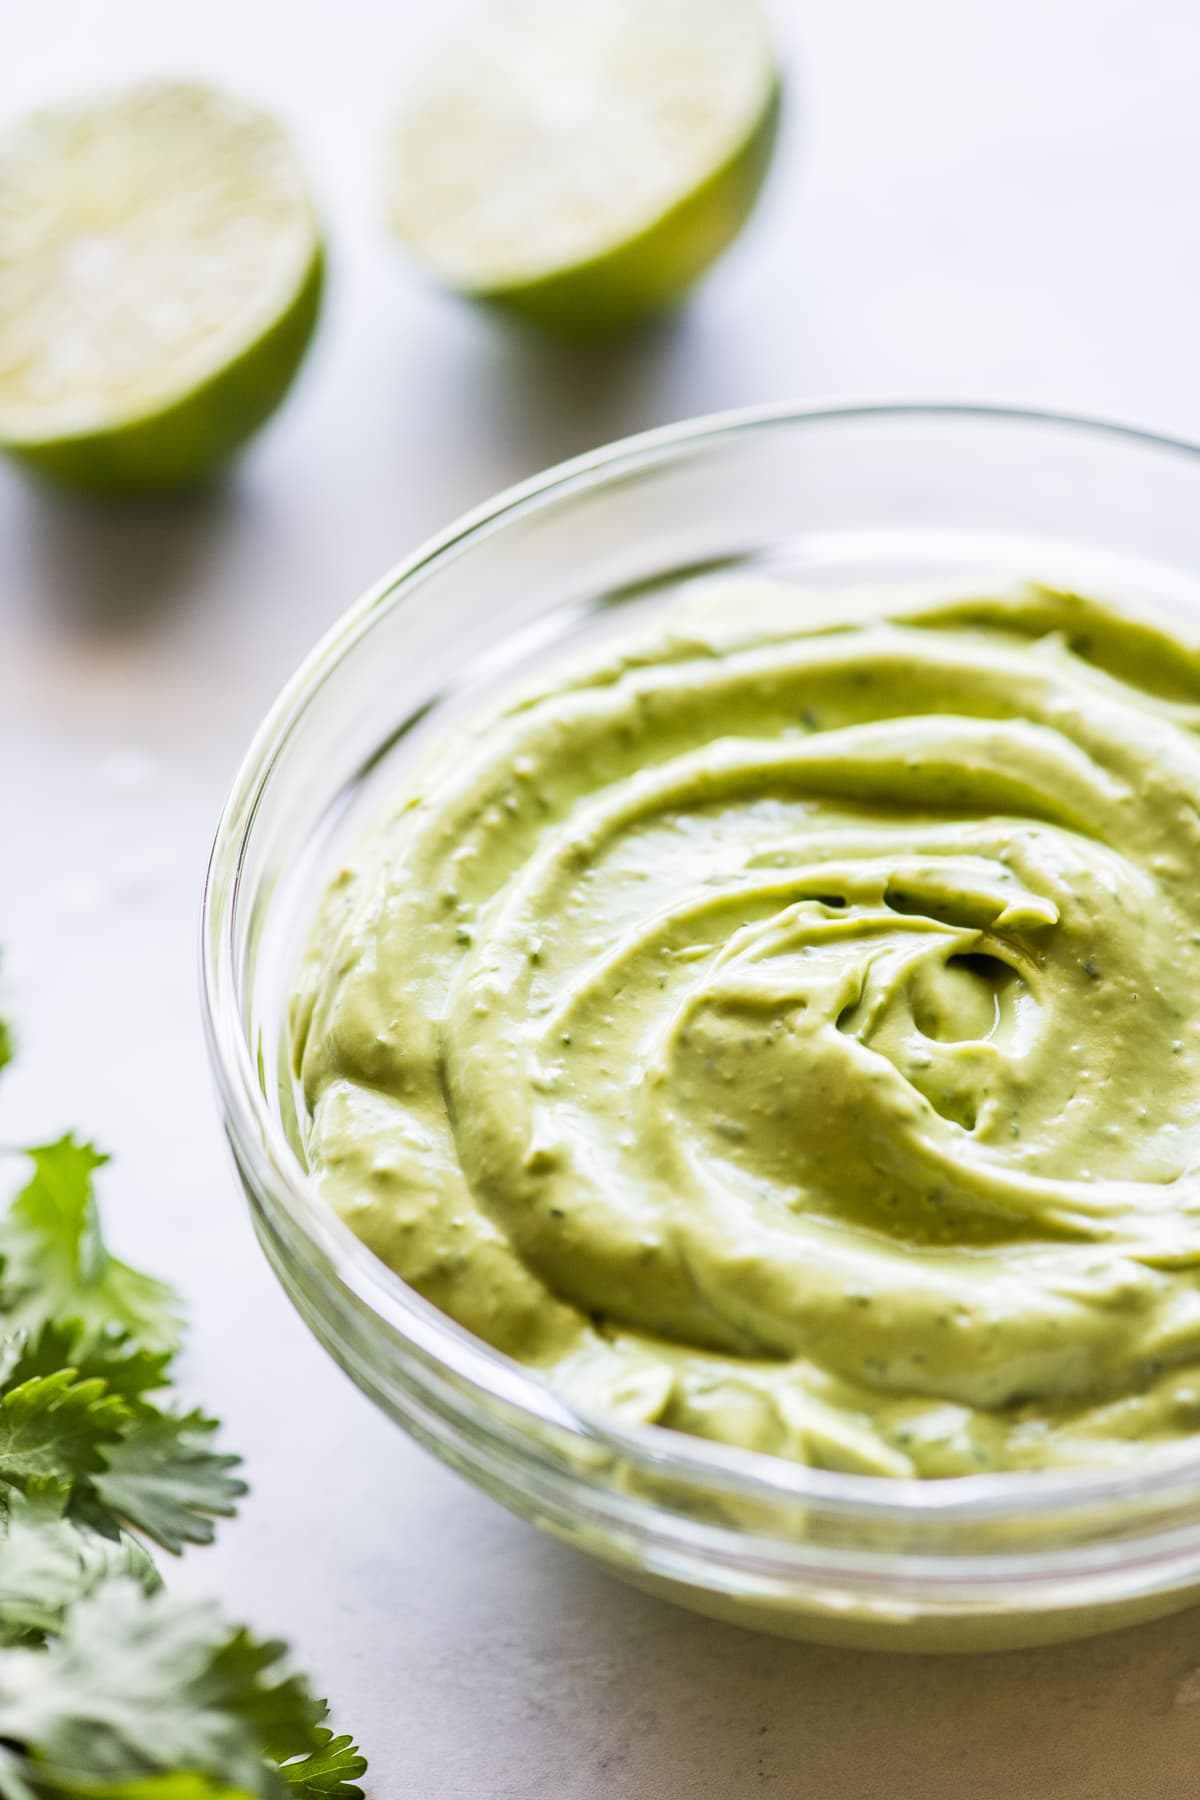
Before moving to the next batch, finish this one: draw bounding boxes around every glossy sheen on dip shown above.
[291,582,1200,1477]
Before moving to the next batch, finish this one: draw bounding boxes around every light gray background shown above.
[4,2,1200,1794]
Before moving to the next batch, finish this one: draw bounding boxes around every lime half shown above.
[383,0,781,336]
[0,82,323,494]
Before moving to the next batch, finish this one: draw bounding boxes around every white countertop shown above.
[4,3,1200,1793]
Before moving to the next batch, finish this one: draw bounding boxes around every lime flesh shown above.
[0,82,323,494]
[384,0,781,336]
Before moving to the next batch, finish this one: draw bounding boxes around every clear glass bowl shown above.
[201,402,1200,1653]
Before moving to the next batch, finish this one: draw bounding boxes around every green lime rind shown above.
[0,83,324,496]
[480,82,781,338]
[4,246,323,495]
[6,245,323,495]
[384,0,782,339]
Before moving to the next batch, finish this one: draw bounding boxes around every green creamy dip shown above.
[291,582,1200,1478]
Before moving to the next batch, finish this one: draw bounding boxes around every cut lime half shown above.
[383,0,781,336]
[0,82,323,495]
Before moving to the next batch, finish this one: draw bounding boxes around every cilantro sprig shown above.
[0,1492,157,1650]
[1,1139,181,1354]
[0,1146,244,1554]
[0,1017,367,1799]
[0,1580,351,1800]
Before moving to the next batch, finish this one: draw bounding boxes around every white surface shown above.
[4,3,1200,1794]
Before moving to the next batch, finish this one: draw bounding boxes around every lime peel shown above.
[384,0,782,336]
[0,81,323,493]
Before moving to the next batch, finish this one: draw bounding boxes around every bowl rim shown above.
[200,396,1200,1530]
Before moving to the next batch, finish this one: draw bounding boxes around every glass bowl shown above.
[201,401,1200,1653]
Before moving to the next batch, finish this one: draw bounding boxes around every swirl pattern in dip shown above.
[292,583,1200,1475]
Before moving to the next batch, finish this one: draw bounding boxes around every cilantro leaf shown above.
[1,1328,172,1411]
[52,1779,260,1799]
[0,1581,327,1800]
[0,1141,181,1356]
[94,1411,246,1555]
[0,1370,127,1504]
[202,1629,329,1772]
[277,1731,367,1799]
[65,1778,262,1799]
[0,1049,366,1796]
[0,1747,33,1800]
[0,1493,157,1648]
[0,1017,12,1080]
[0,1329,243,1557]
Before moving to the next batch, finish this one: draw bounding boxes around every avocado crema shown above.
[290,582,1200,1477]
